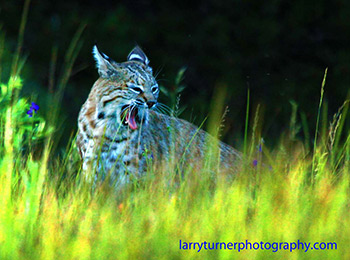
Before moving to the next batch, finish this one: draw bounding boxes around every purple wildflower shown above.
[253,159,258,167]
[27,102,39,117]
[30,102,40,112]
[27,109,33,117]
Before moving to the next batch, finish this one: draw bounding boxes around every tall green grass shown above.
[1,77,349,259]
[1,6,350,259]
[1,65,349,260]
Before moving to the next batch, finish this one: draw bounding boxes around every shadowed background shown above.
[1,0,350,151]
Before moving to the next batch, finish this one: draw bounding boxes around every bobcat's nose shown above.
[146,101,156,108]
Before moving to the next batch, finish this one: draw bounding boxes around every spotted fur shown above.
[76,45,241,186]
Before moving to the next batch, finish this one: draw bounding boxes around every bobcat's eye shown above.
[127,83,144,94]
[151,85,159,94]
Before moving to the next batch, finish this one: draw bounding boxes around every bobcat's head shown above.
[93,45,159,130]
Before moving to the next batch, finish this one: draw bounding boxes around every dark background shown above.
[1,0,350,150]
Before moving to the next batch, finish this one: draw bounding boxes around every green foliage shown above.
[0,68,349,259]
[1,5,350,258]
[0,77,52,155]
[160,66,187,116]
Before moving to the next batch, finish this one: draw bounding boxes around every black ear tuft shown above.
[127,46,150,65]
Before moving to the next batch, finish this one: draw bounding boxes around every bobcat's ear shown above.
[92,45,117,78]
[127,46,150,65]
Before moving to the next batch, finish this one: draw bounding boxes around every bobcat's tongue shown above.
[126,109,137,130]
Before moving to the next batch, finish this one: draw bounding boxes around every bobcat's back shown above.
[143,111,241,171]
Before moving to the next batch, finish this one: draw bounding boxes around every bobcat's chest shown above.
[92,130,148,177]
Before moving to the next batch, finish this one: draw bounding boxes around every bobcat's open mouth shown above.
[121,105,140,130]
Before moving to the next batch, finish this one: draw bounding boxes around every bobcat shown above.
[76,45,241,186]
